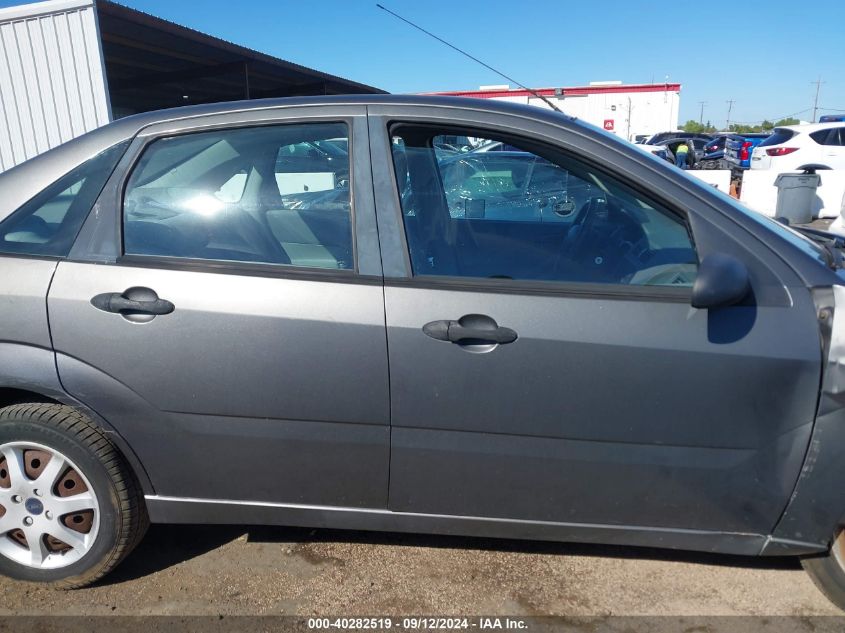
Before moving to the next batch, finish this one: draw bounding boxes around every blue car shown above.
[725,133,771,170]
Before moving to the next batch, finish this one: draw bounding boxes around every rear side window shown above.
[0,142,128,257]
[810,130,829,144]
[758,129,796,147]
[123,123,353,270]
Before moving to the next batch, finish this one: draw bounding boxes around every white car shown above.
[751,122,845,171]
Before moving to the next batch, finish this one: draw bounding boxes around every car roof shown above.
[109,95,578,139]
[18,94,587,171]
[777,121,845,132]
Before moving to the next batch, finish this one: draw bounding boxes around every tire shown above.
[0,403,148,588]
[802,532,845,611]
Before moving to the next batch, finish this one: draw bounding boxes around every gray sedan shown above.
[0,96,844,610]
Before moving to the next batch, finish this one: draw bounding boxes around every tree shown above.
[681,120,705,133]
[727,117,800,134]
[729,123,766,133]
[681,120,717,133]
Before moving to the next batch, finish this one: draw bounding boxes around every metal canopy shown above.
[97,0,385,117]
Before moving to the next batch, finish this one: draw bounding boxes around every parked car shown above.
[659,138,710,166]
[751,123,845,172]
[634,143,673,163]
[645,131,713,145]
[819,115,845,123]
[725,132,771,170]
[468,140,526,153]
[696,135,730,170]
[2,96,845,612]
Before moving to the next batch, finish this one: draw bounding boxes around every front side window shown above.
[0,142,128,257]
[391,127,698,287]
[123,122,353,270]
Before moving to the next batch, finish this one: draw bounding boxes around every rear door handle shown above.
[91,287,174,319]
[423,314,518,345]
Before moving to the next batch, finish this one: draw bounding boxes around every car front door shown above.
[369,107,821,539]
[47,106,390,509]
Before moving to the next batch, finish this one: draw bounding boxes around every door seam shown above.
[365,104,393,510]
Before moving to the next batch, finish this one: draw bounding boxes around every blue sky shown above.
[3,0,844,125]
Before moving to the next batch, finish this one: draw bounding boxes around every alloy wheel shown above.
[0,442,99,569]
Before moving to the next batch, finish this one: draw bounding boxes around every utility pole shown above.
[698,101,707,125]
[626,97,633,140]
[811,76,825,122]
[726,99,735,130]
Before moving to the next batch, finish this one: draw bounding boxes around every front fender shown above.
[771,286,845,550]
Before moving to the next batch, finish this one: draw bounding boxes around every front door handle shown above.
[423,314,518,345]
[91,287,174,320]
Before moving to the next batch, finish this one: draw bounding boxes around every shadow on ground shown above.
[96,523,802,587]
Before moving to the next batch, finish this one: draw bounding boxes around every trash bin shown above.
[774,171,821,225]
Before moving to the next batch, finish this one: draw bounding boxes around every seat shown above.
[266,207,352,269]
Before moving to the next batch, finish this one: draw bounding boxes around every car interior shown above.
[123,123,353,270]
[392,127,699,287]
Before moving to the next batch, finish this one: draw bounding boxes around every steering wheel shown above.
[564,196,608,260]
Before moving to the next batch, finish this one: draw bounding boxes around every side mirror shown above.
[691,253,750,309]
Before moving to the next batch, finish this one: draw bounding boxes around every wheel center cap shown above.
[25,498,43,515]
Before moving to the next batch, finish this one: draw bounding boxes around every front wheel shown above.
[0,403,147,587]
[802,531,845,611]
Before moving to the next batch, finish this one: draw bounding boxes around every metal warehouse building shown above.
[0,0,383,173]
[430,81,682,142]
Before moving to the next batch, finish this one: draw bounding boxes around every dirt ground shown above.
[0,524,839,616]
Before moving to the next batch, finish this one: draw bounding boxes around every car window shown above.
[391,127,698,287]
[810,130,832,145]
[759,129,797,147]
[0,142,128,257]
[123,123,353,271]
[821,127,845,146]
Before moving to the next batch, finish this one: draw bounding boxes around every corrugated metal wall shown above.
[0,0,111,173]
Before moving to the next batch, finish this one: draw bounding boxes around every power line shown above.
[811,76,826,123]
[725,99,735,129]
[728,108,812,126]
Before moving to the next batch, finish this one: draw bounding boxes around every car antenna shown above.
[375,4,563,114]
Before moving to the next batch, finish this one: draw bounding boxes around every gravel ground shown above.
[0,524,839,616]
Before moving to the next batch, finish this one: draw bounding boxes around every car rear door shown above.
[369,105,822,539]
[47,105,390,509]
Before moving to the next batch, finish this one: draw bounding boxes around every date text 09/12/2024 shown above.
[307,618,529,630]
